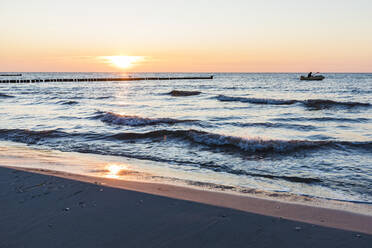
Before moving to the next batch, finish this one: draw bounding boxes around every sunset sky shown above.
[0,0,371,72]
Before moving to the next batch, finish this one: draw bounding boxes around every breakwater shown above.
[0,75,213,83]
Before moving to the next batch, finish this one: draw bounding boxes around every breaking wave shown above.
[1,128,370,155]
[0,128,321,184]
[216,95,370,109]
[110,129,372,153]
[94,111,197,126]
[1,128,371,186]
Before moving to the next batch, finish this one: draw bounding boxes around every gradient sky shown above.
[1,0,371,72]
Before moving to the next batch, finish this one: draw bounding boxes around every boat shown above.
[300,75,325,81]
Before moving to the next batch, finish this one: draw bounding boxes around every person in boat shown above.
[307,72,312,78]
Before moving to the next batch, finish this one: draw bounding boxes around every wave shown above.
[272,117,370,123]
[95,96,111,100]
[0,93,14,98]
[0,129,68,144]
[0,129,327,184]
[57,100,79,105]
[0,128,106,146]
[110,129,372,153]
[216,95,296,105]
[169,90,201,96]
[302,99,370,109]
[228,122,318,131]
[216,95,370,109]
[0,128,370,185]
[192,162,322,183]
[95,111,196,126]
[1,128,370,155]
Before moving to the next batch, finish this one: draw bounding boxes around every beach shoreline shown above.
[1,141,371,215]
[2,164,372,235]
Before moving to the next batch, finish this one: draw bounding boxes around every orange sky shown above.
[1,0,371,72]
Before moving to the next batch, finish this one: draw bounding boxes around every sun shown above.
[101,56,144,69]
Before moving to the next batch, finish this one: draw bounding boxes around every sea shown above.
[0,73,371,205]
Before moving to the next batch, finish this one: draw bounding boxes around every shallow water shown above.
[0,72,371,203]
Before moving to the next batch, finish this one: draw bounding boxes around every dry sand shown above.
[0,166,371,248]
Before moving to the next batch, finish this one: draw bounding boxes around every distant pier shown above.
[0,75,213,83]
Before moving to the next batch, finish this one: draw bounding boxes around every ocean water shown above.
[0,72,371,203]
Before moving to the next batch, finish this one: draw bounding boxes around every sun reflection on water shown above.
[106,164,125,178]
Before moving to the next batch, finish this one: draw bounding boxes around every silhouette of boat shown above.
[300,75,325,81]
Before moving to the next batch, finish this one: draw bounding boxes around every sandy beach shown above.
[0,165,371,248]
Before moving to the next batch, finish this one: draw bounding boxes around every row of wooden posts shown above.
[0,76,213,84]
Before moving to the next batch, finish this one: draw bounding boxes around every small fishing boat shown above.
[300,75,325,81]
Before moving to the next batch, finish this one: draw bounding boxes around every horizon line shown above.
[1,71,372,74]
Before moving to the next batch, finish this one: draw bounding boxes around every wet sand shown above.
[0,166,371,248]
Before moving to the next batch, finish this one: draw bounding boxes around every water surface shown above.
[0,72,371,203]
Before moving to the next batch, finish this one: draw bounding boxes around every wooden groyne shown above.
[0,74,22,77]
[0,75,213,83]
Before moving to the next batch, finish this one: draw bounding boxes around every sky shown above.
[0,0,371,72]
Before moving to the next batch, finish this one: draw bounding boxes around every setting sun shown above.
[101,56,144,69]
